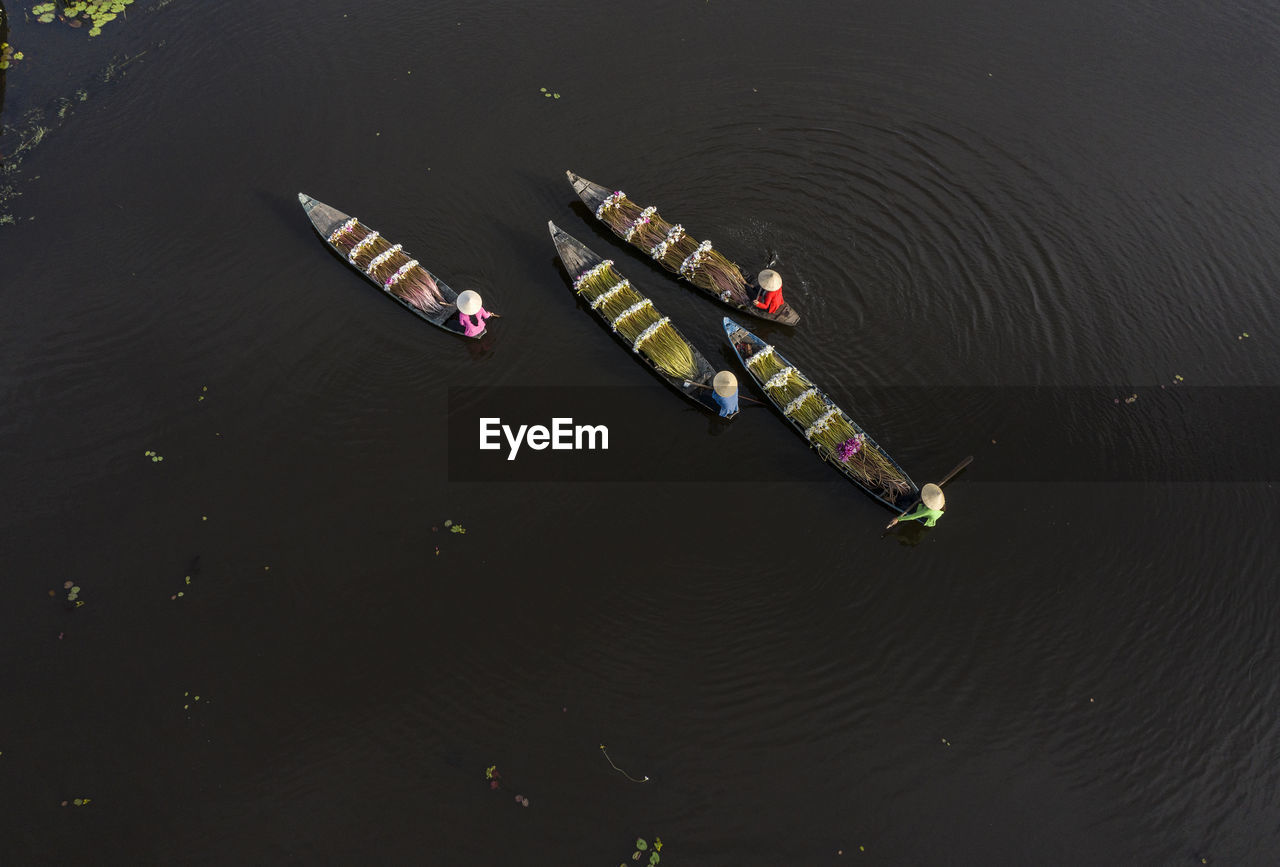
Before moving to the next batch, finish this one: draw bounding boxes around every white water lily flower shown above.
[573,261,614,293]
[625,207,657,242]
[804,407,841,440]
[783,387,819,416]
[651,224,685,260]
[365,244,403,275]
[348,230,380,263]
[591,280,629,309]
[596,191,627,219]
[611,298,653,330]
[385,259,419,289]
[679,240,713,277]
[632,316,670,350]
[745,344,776,368]
[328,217,359,245]
[764,367,797,391]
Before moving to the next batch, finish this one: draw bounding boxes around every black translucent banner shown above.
[447,386,1280,483]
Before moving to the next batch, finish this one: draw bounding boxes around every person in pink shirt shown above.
[456,290,493,337]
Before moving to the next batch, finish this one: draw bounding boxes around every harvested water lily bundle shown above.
[728,319,915,505]
[299,194,489,339]
[326,217,446,315]
[572,260,698,381]
[569,171,799,324]
[591,189,752,306]
[549,222,724,416]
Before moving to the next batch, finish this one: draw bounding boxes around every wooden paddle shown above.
[682,380,765,405]
[885,455,973,529]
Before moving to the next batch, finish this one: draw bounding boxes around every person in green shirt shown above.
[891,483,945,527]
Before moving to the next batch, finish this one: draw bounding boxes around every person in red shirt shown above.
[753,269,785,314]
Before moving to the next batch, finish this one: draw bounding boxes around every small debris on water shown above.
[444,520,452,527]
[144,449,164,463]
[940,737,951,746]
[64,581,73,589]
[1124,394,1137,404]
[1238,332,1250,340]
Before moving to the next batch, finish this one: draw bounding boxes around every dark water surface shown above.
[3,0,1278,863]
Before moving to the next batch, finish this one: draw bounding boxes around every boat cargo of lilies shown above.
[567,171,800,326]
[298,193,488,338]
[724,317,915,508]
[550,220,729,416]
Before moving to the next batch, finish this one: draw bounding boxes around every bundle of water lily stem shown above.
[327,218,445,315]
[594,191,752,306]
[746,346,913,500]
[573,260,699,381]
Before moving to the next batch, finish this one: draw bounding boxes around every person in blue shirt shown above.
[712,370,739,418]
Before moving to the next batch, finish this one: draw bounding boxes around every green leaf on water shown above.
[73,798,83,805]
[39,12,56,22]
[636,839,648,851]
[649,854,660,865]
[554,93,561,98]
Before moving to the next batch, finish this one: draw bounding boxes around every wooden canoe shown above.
[724,317,917,508]
[549,221,731,417]
[567,171,800,326]
[298,193,488,338]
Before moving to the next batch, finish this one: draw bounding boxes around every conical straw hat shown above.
[713,370,738,397]
[457,290,483,315]
[758,269,782,292]
[921,483,945,510]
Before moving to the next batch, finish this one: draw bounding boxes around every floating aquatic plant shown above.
[627,837,662,865]
[144,449,163,463]
[0,42,24,70]
[31,1,135,37]
[600,744,649,782]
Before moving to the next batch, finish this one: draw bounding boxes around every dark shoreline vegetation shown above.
[0,0,176,224]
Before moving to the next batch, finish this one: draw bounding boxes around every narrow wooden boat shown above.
[298,193,488,338]
[567,171,800,326]
[549,221,730,417]
[724,317,916,508]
